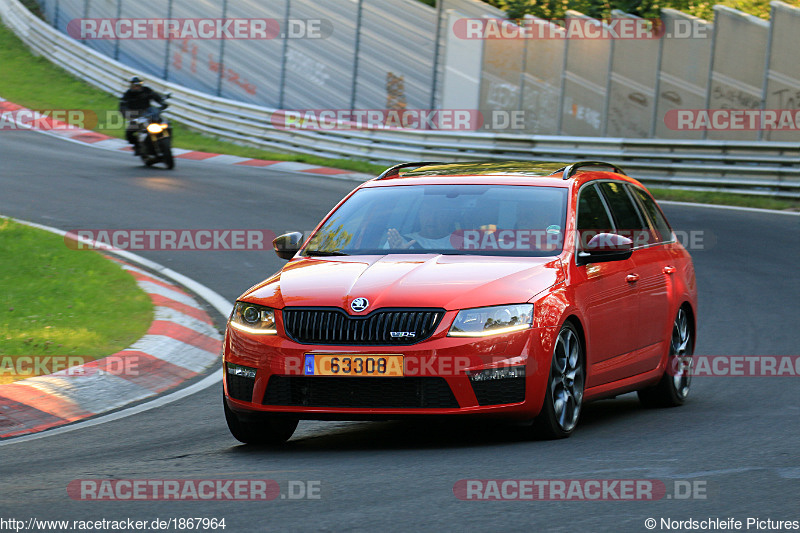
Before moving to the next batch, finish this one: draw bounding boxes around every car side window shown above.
[629,185,673,243]
[597,181,656,247]
[576,184,614,250]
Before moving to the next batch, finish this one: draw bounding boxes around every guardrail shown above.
[2,0,798,198]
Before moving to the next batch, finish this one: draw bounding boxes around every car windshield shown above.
[303,184,568,257]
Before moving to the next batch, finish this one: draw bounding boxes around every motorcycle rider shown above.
[119,76,167,156]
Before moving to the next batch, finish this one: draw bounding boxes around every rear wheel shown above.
[157,137,174,169]
[223,394,298,445]
[638,307,693,407]
[532,322,585,439]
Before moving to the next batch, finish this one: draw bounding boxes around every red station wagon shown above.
[223,161,697,443]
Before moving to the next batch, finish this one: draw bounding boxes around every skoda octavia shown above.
[223,161,697,443]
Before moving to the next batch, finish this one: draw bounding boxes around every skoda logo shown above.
[350,297,369,313]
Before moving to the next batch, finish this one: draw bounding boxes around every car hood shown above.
[242,254,564,311]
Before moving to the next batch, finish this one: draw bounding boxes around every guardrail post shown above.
[277,0,291,109]
[349,0,364,110]
[161,0,174,81]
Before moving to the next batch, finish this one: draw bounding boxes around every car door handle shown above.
[663,266,676,275]
[626,273,640,283]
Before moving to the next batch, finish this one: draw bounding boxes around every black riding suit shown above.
[119,86,166,152]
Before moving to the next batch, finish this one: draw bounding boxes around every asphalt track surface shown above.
[0,131,798,532]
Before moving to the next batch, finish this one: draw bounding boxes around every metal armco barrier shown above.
[1,0,798,198]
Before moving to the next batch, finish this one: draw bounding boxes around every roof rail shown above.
[561,161,627,180]
[375,161,446,180]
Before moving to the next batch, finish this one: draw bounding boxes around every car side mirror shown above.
[273,232,304,260]
[577,233,634,266]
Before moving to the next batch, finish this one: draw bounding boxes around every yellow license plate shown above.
[304,354,403,377]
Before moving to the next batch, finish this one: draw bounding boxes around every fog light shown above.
[468,365,526,382]
[226,363,256,379]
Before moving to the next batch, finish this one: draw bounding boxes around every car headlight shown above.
[448,304,533,337]
[228,302,277,335]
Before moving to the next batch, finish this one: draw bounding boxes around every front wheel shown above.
[638,307,693,407]
[223,395,298,445]
[157,137,174,170]
[531,322,585,439]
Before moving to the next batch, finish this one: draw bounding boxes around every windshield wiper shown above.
[304,250,350,256]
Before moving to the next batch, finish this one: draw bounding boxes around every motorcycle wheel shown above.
[157,137,174,170]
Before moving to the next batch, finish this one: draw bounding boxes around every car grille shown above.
[226,374,255,402]
[262,376,459,408]
[282,308,444,345]
[470,377,526,406]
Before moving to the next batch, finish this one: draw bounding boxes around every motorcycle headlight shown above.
[146,123,166,134]
[448,304,533,337]
[229,302,277,335]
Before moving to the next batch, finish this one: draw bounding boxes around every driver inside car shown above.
[386,200,459,249]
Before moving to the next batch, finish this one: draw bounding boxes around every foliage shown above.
[488,0,782,20]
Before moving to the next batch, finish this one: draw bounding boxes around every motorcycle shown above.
[133,97,174,170]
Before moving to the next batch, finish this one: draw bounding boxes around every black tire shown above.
[223,394,298,445]
[638,306,693,408]
[531,321,585,439]
[157,137,174,170]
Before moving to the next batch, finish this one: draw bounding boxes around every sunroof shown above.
[400,161,570,177]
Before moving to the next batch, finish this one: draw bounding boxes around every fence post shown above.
[81,0,90,45]
[113,0,121,60]
[556,31,569,134]
[277,0,291,109]
[216,0,229,97]
[349,0,364,110]
[517,23,529,124]
[601,35,614,137]
[649,23,666,138]
[701,10,719,141]
[758,4,776,142]
[162,0,174,81]
[429,0,443,110]
[53,0,59,29]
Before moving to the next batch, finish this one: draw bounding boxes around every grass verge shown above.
[0,218,153,384]
[648,188,800,211]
